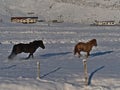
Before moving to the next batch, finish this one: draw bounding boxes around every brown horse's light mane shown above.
[87,39,96,45]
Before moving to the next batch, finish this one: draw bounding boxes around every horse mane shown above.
[87,39,97,45]
[29,40,41,44]
[29,40,38,44]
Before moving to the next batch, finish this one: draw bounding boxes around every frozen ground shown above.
[0,23,120,90]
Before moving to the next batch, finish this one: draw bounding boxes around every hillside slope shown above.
[0,0,120,24]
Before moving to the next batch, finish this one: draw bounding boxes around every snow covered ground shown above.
[0,0,120,89]
[0,23,120,90]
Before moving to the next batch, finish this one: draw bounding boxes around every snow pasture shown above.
[0,23,120,90]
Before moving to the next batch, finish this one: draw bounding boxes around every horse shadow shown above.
[90,51,113,57]
[41,52,72,58]
[41,50,113,58]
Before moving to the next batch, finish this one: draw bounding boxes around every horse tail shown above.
[12,45,18,53]
[8,45,18,59]
[74,44,78,55]
[8,52,16,59]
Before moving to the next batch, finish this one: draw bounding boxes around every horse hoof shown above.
[8,57,12,60]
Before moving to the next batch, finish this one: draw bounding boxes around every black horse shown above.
[8,40,45,59]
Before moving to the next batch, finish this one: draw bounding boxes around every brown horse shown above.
[8,40,45,59]
[74,39,97,58]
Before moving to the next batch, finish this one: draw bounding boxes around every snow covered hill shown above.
[0,0,120,24]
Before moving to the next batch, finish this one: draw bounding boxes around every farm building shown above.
[11,17,38,24]
[91,20,116,26]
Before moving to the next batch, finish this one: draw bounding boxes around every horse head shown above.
[34,40,45,49]
[90,39,97,47]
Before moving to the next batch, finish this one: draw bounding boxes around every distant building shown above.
[91,20,116,26]
[11,17,38,24]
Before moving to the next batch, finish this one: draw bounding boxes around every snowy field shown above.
[0,23,120,90]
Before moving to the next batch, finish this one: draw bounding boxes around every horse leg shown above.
[26,53,34,59]
[31,54,34,58]
[78,51,81,58]
[86,52,90,58]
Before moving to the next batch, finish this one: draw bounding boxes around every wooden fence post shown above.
[37,61,40,80]
[82,58,88,86]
